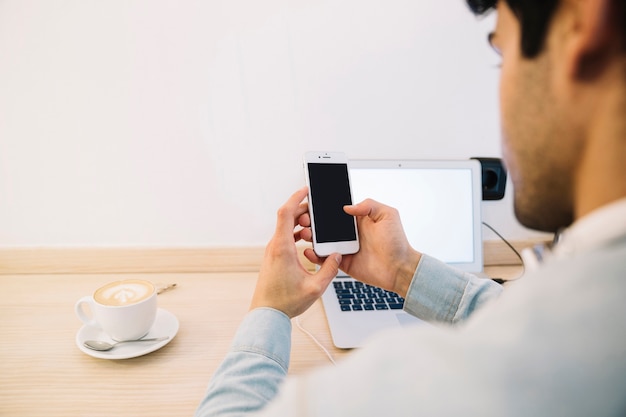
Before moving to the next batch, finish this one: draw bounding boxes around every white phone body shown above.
[303,151,360,256]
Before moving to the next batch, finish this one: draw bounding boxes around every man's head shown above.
[466,0,626,233]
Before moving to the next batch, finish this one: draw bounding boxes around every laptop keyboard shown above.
[333,280,405,312]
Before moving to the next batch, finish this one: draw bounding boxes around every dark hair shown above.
[468,0,626,57]
[466,0,560,58]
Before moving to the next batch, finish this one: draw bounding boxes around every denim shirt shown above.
[196,200,626,416]
[195,307,293,416]
[195,254,502,417]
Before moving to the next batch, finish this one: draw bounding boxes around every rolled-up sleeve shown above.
[195,308,292,417]
[403,254,503,324]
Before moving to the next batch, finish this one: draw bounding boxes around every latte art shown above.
[94,280,154,306]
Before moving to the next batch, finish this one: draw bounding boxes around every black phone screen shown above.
[307,163,357,243]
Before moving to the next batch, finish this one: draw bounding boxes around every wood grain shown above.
[0,249,524,416]
[0,272,359,416]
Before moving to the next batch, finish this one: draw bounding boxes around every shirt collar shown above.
[553,197,626,257]
[521,197,626,271]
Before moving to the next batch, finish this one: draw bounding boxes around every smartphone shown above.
[303,151,359,256]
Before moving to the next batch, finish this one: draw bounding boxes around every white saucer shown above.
[75,308,179,360]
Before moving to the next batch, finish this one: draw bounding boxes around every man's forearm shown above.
[403,254,503,323]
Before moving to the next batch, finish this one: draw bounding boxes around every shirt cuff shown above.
[403,254,471,323]
[231,307,293,371]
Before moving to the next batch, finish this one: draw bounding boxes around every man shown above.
[196,0,626,415]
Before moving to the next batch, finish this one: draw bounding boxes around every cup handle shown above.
[75,296,98,328]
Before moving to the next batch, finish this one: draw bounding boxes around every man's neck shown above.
[574,80,626,220]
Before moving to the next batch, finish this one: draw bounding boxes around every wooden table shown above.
[0,266,521,416]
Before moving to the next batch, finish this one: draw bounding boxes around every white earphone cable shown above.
[294,316,336,366]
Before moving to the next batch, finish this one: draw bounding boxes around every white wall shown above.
[0,0,548,247]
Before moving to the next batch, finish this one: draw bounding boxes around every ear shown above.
[567,0,621,80]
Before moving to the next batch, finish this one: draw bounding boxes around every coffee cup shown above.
[75,279,157,341]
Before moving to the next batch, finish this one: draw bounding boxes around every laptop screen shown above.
[349,159,483,272]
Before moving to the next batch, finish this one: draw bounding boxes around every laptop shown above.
[321,159,484,348]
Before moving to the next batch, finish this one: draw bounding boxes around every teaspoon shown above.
[84,336,169,351]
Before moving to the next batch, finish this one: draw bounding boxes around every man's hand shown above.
[302,198,421,298]
[250,187,342,318]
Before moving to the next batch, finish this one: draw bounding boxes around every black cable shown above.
[482,221,523,264]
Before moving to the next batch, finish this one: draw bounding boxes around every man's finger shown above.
[314,252,342,291]
[344,198,386,221]
[275,187,309,236]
